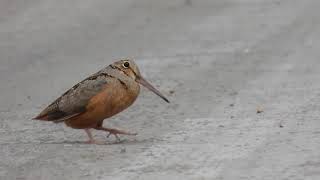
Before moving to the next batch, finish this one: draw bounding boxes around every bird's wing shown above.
[34,71,113,122]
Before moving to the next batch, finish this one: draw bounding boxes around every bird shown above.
[33,59,169,144]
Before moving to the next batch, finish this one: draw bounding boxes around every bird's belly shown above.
[105,88,139,118]
[65,84,139,129]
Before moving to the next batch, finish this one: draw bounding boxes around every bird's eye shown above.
[123,61,130,68]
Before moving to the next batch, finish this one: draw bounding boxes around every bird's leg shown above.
[84,129,105,145]
[94,126,137,142]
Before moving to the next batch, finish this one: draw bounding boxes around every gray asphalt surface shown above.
[1,0,320,179]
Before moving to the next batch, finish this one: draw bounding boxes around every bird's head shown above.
[112,59,169,103]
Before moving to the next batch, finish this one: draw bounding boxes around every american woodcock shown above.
[34,59,169,144]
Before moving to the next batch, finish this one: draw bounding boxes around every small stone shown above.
[169,90,175,94]
[257,107,264,114]
[120,148,126,153]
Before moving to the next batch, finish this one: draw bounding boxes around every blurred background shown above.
[1,0,320,179]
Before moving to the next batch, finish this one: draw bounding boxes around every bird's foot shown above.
[95,126,137,143]
[105,128,137,142]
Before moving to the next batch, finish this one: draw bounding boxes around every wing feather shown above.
[34,72,112,122]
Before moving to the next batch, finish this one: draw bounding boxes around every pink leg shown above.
[94,126,137,142]
[84,129,105,145]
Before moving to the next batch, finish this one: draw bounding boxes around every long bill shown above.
[136,76,170,103]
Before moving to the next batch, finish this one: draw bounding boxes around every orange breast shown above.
[65,81,140,129]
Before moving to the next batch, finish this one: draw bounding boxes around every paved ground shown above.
[1,0,320,179]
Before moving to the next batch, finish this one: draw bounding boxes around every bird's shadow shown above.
[47,138,153,145]
[1,138,155,146]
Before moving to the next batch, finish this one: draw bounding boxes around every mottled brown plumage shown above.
[34,59,169,144]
